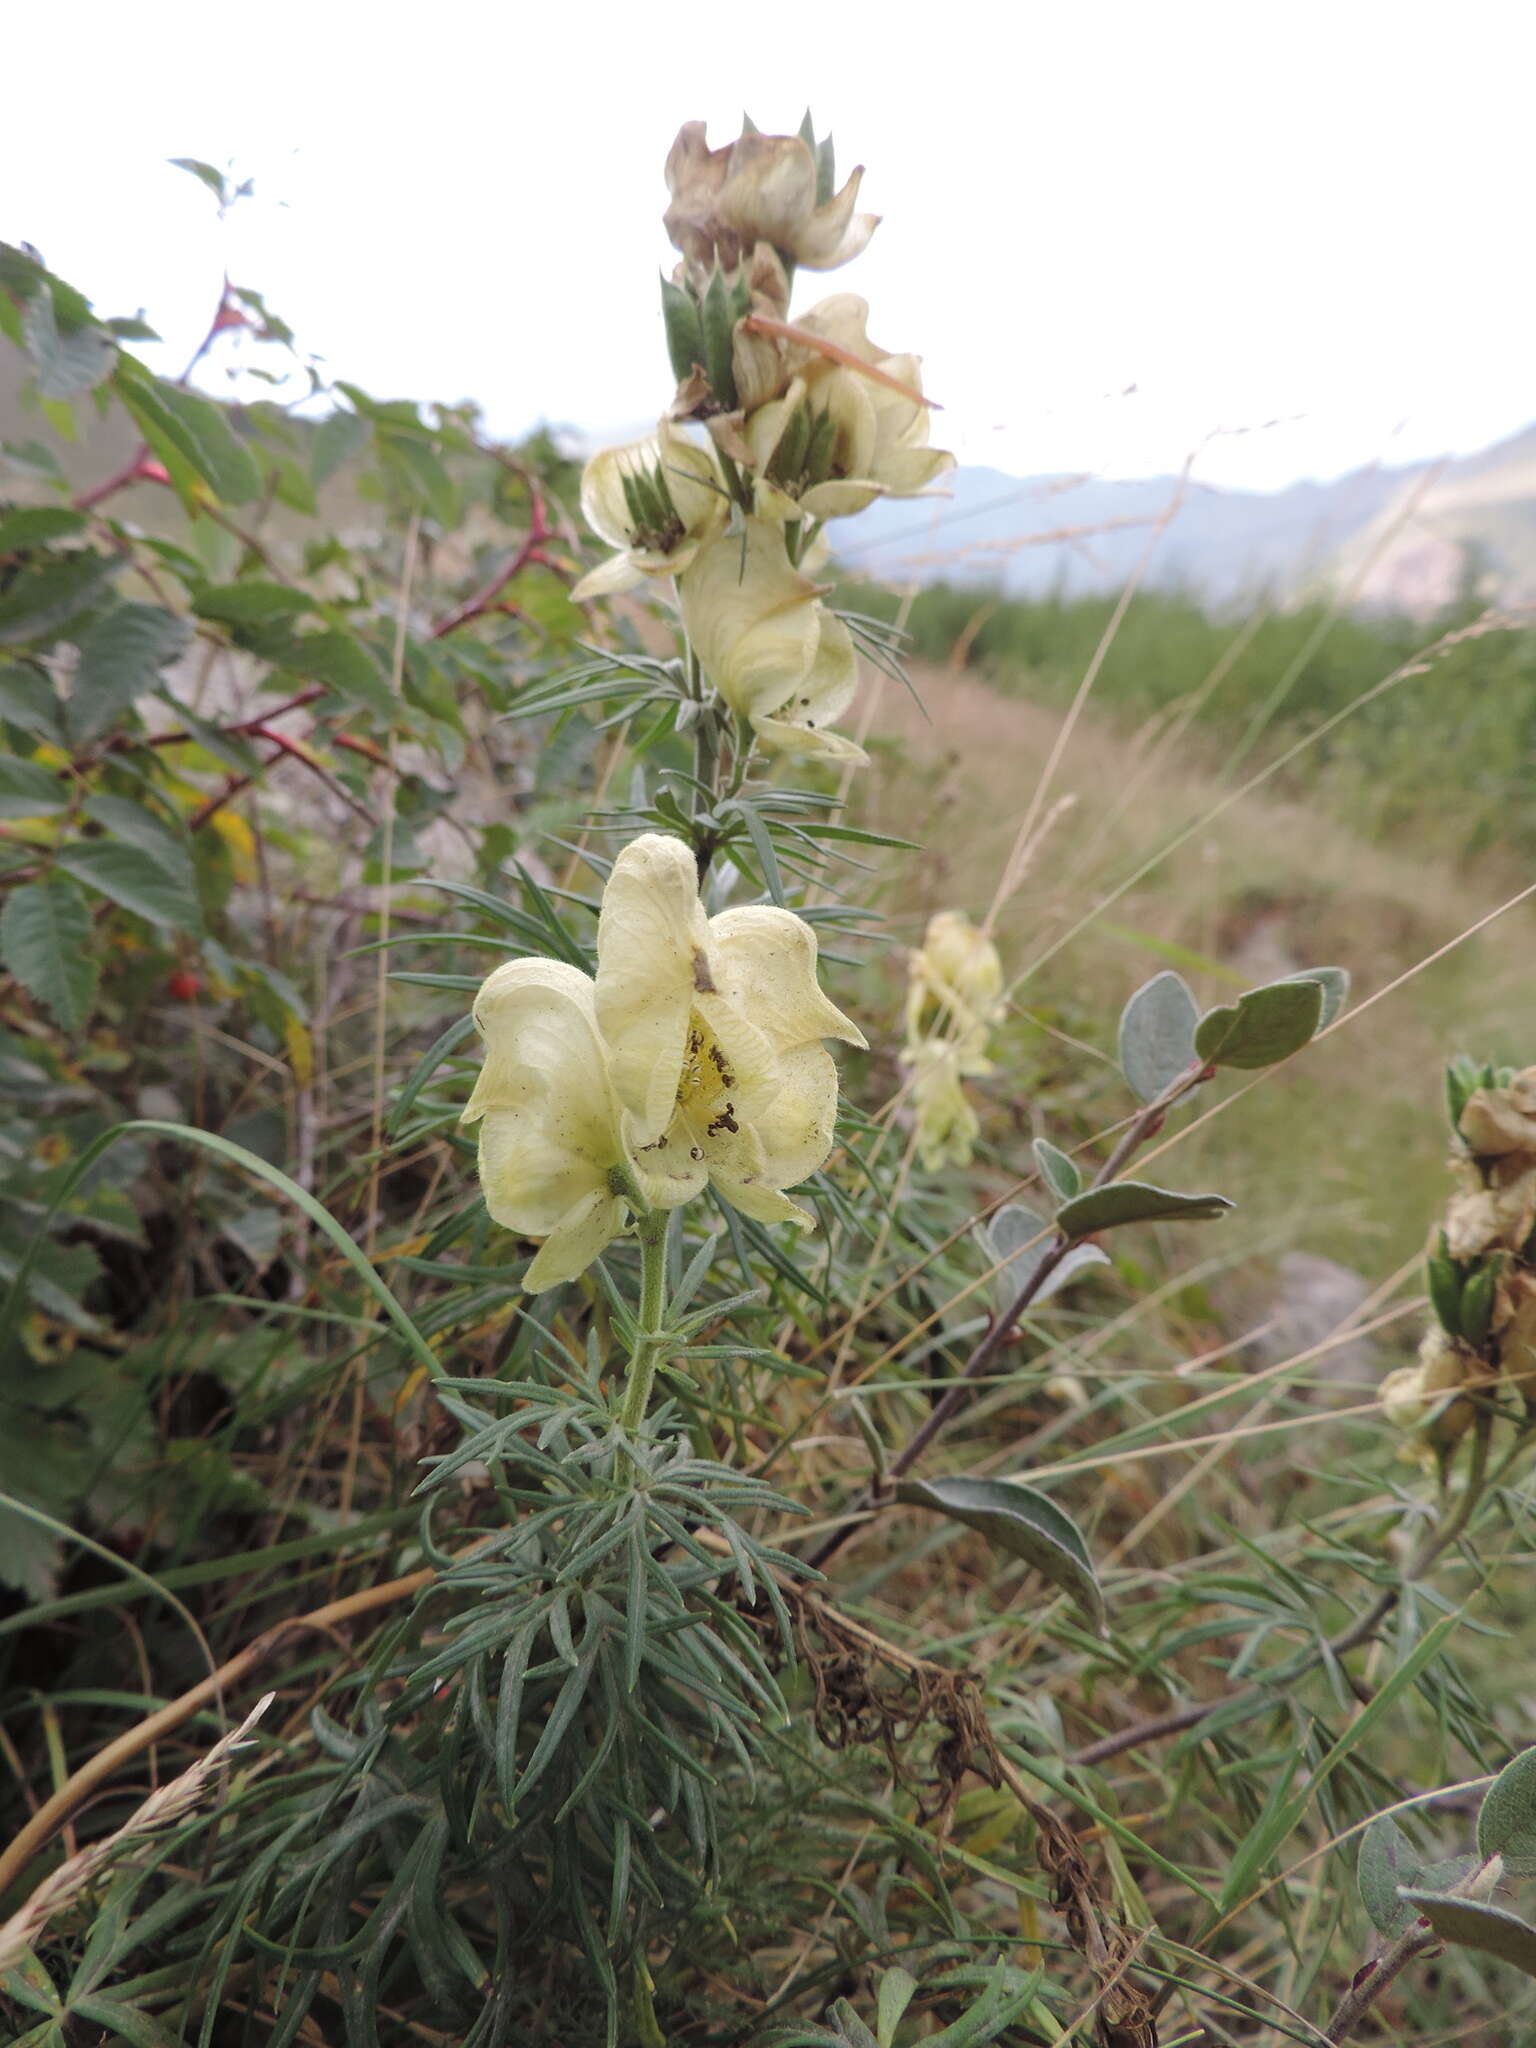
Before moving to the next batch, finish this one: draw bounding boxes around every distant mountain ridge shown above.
[836,425,1536,616]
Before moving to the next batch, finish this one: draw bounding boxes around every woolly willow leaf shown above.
[1194,976,1323,1070]
[1399,1892,1536,1981]
[1479,1745,1536,1873]
[1056,1180,1233,1239]
[876,1967,918,2047]
[1281,963,1349,1029]
[894,1475,1105,1633]
[1117,969,1198,1102]
[975,1203,1108,1314]
[1358,1814,1428,1939]
[1032,1137,1080,1202]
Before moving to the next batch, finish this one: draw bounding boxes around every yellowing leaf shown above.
[283,1014,315,1086]
[209,806,257,878]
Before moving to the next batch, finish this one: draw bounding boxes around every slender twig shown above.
[430,488,556,637]
[1071,1408,1499,1768]
[804,1062,1212,1571]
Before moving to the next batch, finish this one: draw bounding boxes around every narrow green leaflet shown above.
[113,356,261,508]
[1478,1745,1536,1873]
[192,580,314,629]
[1056,1179,1233,1238]
[1194,976,1323,1070]
[0,877,97,1031]
[1399,1892,1536,1982]
[0,758,66,820]
[68,602,190,743]
[56,839,202,932]
[1117,969,1199,1102]
[894,1474,1105,1633]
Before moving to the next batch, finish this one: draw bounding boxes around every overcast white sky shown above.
[4,0,1532,492]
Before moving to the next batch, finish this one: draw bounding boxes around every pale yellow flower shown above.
[571,421,727,601]
[904,911,1005,1076]
[907,1038,981,1173]
[744,300,953,522]
[594,833,866,1224]
[462,959,637,1291]
[677,519,866,762]
[664,121,878,280]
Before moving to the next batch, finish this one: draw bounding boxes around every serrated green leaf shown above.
[1032,1136,1081,1201]
[1479,1746,1536,1872]
[192,580,312,628]
[1117,969,1199,1102]
[1399,1891,1536,1980]
[0,756,66,819]
[0,663,62,739]
[1194,977,1324,1070]
[894,1474,1105,1632]
[68,601,189,742]
[0,550,119,646]
[56,839,201,931]
[280,628,391,714]
[0,878,97,1030]
[21,288,116,400]
[114,357,261,508]
[1056,1179,1233,1238]
[311,406,371,484]
[0,508,87,552]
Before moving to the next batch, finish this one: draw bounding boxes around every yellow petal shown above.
[594,833,712,1139]
[678,521,823,723]
[747,609,864,760]
[734,1038,843,1191]
[521,1187,631,1292]
[704,905,867,1052]
[571,553,645,602]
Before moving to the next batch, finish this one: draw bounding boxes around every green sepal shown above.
[1460,1257,1501,1349]
[660,275,705,385]
[1427,1235,1465,1336]
[699,266,739,410]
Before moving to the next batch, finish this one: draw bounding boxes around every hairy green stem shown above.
[618,1206,671,1433]
[1322,1853,1496,2042]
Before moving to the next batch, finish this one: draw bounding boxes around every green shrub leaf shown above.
[1118,969,1199,1102]
[56,839,201,931]
[894,1474,1105,1632]
[975,1203,1108,1313]
[1032,1137,1081,1202]
[0,877,97,1031]
[114,357,261,508]
[1358,1814,1427,1939]
[69,602,190,743]
[0,757,67,820]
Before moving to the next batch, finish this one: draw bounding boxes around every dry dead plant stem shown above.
[0,1562,443,1902]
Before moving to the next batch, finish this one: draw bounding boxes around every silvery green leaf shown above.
[894,1474,1104,1632]
[1194,978,1323,1070]
[1118,970,1199,1102]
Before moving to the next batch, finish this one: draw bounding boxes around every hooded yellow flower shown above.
[744,299,954,523]
[571,421,727,601]
[907,1038,981,1173]
[664,121,878,280]
[464,835,865,1283]
[594,833,866,1224]
[677,519,866,762]
[903,911,1005,1076]
[462,959,638,1291]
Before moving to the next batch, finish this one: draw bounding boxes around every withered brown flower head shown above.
[664,120,879,280]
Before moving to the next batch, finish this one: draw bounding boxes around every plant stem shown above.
[618,1206,671,1433]
[1322,1853,1495,2042]
[804,1065,1210,1571]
